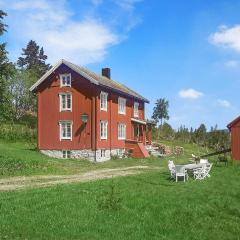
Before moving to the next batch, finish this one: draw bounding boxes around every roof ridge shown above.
[30,59,149,103]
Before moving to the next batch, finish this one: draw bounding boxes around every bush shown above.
[0,123,36,142]
[97,181,121,211]
[0,154,41,175]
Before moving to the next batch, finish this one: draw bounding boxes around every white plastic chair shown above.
[168,160,175,178]
[194,163,213,180]
[175,165,188,182]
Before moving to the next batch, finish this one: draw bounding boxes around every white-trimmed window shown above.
[100,120,108,140]
[60,73,71,87]
[101,149,106,157]
[59,93,72,111]
[100,91,108,111]
[118,123,126,140]
[118,149,125,156]
[62,150,71,158]
[118,97,126,114]
[59,121,72,140]
[134,102,139,117]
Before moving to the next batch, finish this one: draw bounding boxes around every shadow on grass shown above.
[131,172,176,187]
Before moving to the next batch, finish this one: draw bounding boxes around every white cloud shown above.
[91,0,103,6]
[0,0,141,65]
[209,25,240,52]
[217,99,231,108]
[179,88,203,99]
[115,0,143,11]
[224,60,240,68]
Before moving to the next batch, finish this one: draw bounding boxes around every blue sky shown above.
[1,0,240,130]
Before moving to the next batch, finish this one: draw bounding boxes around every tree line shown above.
[151,98,230,151]
[0,10,51,122]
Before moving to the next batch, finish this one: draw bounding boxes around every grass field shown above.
[0,165,239,239]
[0,141,161,178]
[0,140,239,239]
[0,139,220,178]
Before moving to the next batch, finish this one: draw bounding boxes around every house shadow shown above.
[75,123,86,143]
[132,172,175,187]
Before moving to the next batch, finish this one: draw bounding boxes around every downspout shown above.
[109,93,112,156]
[95,94,97,162]
[37,92,40,150]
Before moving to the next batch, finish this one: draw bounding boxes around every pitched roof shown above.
[227,115,240,129]
[30,59,149,103]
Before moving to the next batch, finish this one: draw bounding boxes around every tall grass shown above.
[0,123,36,142]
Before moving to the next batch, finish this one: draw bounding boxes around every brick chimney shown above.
[102,68,111,79]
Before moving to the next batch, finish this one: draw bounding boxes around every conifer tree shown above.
[152,98,170,126]
[0,10,14,120]
[17,40,51,78]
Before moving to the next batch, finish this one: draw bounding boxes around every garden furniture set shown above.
[168,159,212,182]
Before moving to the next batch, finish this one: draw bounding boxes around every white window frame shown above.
[118,97,126,114]
[60,73,71,87]
[118,123,126,140]
[59,121,73,140]
[100,91,108,111]
[101,149,106,158]
[59,93,72,112]
[62,150,71,158]
[134,102,139,117]
[100,120,108,140]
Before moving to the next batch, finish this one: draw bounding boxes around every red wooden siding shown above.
[37,64,147,154]
[228,117,240,161]
[38,65,94,150]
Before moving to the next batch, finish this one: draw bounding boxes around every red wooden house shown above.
[227,116,240,160]
[30,59,152,161]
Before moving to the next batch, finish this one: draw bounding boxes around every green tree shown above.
[8,70,36,120]
[176,125,191,143]
[152,98,169,126]
[17,40,51,78]
[0,10,14,121]
[159,122,175,140]
[16,40,51,114]
[194,123,207,146]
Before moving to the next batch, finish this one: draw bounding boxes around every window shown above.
[100,91,108,111]
[134,102,139,117]
[118,149,125,156]
[118,97,126,114]
[62,150,71,158]
[60,73,71,87]
[101,149,106,157]
[118,123,126,140]
[59,93,72,111]
[100,120,108,139]
[59,121,72,140]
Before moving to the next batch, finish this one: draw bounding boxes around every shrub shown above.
[0,123,36,142]
[0,154,41,175]
[97,181,121,211]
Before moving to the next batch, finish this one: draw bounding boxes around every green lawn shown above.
[0,139,223,178]
[0,141,162,178]
[0,165,239,239]
[0,140,239,239]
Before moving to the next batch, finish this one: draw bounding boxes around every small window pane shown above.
[100,121,108,139]
[60,122,72,140]
[118,97,126,114]
[100,92,108,111]
[134,102,139,117]
[118,123,126,140]
[60,74,71,87]
[60,93,72,111]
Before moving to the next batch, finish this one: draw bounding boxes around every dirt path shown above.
[0,166,160,191]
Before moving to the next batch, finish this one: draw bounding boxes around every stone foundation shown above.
[40,148,125,162]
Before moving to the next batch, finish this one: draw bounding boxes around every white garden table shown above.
[184,163,206,170]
